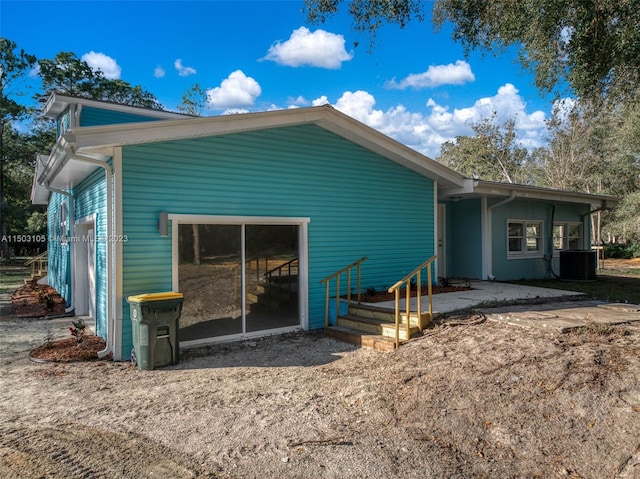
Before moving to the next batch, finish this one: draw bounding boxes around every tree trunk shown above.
[192,224,200,265]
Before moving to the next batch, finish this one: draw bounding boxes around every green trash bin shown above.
[127,292,184,370]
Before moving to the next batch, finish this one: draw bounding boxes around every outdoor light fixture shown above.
[158,212,168,237]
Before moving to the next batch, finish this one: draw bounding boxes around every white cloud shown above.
[81,51,121,79]
[174,59,196,77]
[386,60,475,89]
[264,26,353,69]
[325,83,547,158]
[154,65,165,78]
[288,95,309,107]
[206,70,262,109]
[312,96,330,106]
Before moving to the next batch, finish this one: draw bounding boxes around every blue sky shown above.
[2,0,559,158]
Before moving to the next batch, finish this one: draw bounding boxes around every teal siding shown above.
[47,192,71,304]
[73,168,109,339]
[491,199,590,280]
[447,199,483,279]
[121,124,435,355]
[80,106,164,127]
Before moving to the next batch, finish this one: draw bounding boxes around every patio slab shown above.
[365,281,640,332]
[479,300,640,332]
[369,280,586,315]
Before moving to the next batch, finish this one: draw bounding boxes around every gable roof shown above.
[33,95,618,210]
[35,104,467,197]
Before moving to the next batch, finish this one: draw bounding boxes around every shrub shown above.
[604,242,640,259]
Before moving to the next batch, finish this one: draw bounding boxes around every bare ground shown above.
[1,263,639,478]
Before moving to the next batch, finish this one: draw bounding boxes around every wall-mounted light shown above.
[158,212,168,237]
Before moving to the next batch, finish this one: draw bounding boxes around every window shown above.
[508,220,543,257]
[553,222,582,251]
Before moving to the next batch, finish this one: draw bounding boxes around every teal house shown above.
[32,94,614,360]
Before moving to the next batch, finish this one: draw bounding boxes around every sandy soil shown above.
[1,263,639,478]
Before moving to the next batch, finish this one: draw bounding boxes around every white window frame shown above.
[507,219,544,259]
[168,214,310,346]
[553,222,583,254]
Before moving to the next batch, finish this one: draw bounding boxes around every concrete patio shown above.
[370,280,586,315]
[368,281,640,332]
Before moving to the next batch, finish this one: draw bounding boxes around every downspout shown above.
[63,144,114,360]
[41,184,75,313]
[485,192,517,280]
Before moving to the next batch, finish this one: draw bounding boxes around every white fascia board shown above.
[43,93,189,120]
[31,155,50,205]
[474,181,618,207]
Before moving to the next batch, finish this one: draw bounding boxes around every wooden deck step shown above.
[325,326,396,352]
[337,314,419,341]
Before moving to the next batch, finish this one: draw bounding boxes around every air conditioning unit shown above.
[559,250,597,281]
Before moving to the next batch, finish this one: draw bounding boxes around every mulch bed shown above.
[29,335,108,363]
[11,281,66,318]
[10,280,109,362]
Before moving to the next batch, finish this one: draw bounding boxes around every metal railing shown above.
[25,251,48,279]
[387,255,437,348]
[320,257,368,327]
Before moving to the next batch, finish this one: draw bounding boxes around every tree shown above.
[305,0,640,103]
[529,100,600,192]
[177,83,207,116]
[305,0,425,45]
[38,51,162,109]
[1,121,54,255]
[433,0,640,103]
[438,114,531,184]
[0,39,37,258]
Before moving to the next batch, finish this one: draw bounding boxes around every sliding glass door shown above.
[177,221,300,343]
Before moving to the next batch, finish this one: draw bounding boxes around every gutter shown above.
[62,144,115,360]
[484,191,517,280]
[41,184,75,314]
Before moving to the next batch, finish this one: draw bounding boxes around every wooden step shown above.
[348,303,430,328]
[325,326,396,352]
[337,314,419,341]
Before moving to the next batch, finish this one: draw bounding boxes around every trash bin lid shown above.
[127,292,184,303]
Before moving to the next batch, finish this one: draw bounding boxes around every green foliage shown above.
[38,51,162,109]
[305,0,425,45]
[1,39,39,258]
[0,38,37,122]
[177,83,207,116]
[1,122,52,245]
[433,0,640,103]
[603,242,640,259]
[69,319,86,344]
[607,192,640,242]
[26,211,47,235]
[438,114,531,183]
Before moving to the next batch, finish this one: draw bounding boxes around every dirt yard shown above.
[1,263,639,478]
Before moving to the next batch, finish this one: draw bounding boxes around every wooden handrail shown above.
[320,256,368,327]
[24,251,48,266]
[25,251,48,279]
[388,255,437,348]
